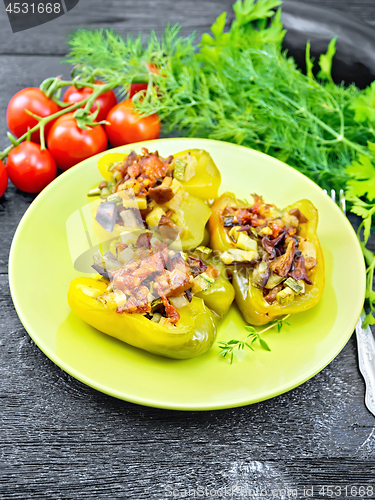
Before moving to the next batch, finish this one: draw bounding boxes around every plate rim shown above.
[8,137,366,411]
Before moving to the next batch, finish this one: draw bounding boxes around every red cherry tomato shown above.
[105,100,161,147]
[129,64,159,98]
[7,88,60,143]
[63,81,117,122]
[47,113,108,171]
[7,142,57,193]
[0,160,8,197]
[128,83,149,99]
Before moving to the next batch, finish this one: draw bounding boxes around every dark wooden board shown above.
[0,56,69,274]
[1,1,375,499]
[0,0,374,56]
[0,0,236,55]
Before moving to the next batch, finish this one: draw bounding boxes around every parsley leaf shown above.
[305,41,315,80]
[364,314,375,327]
[346,146,375,202]
[232,0,282,27]
[348,196,375,243]
[350,81,375,123]
[317,37,337,83]
[201,12,231,47]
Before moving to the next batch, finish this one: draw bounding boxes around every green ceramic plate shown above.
[9,138,365,410]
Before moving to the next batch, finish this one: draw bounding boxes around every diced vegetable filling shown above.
[92,148,196,236]
[221,195,317,305]
[93,234,219,325]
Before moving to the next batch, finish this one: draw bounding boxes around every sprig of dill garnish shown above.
[218,315,290,364]
[64,0,375,324]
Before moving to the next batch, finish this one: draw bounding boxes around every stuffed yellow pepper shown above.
[89,148,220,251]
[68,233,234,359]
[209,192,324,326]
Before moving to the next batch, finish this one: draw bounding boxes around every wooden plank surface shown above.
[1,1,375,499]
[0,0,236,55]
[0,0,374,56]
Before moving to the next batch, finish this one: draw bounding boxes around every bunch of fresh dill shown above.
[65,0,375,325]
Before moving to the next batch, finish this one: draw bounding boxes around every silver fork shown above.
[326,189,375,416]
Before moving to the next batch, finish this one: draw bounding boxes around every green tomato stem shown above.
[82,83,110,113]
[39,123,46,150]
[1,70,151,160]
[0,81,118,161]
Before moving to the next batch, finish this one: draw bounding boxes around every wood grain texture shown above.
[1,1,375,499]
[0,0,374,56]
[0,56,69,274]
[0,0,235,55]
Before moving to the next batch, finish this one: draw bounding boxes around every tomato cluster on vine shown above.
[0,79,161,196]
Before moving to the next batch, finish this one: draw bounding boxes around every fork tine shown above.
[323,187,347,218]
[339,189,346,215]
[323,188,346,215]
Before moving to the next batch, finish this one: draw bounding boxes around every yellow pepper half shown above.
[68,270,234,359]
[91,196,211,252]
[209,193,325,325]
[208,192,245,253]
[171,149,221,201]
[97,149,221,201]
[93,149,220,251]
